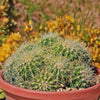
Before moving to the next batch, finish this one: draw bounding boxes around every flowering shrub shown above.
[0,32,23,63]
[88,29,100,68]
[0,20,39,65]
[39,15,75,36]
[23,20,39,41]
[0,1,18,99]
[0,0,16,45]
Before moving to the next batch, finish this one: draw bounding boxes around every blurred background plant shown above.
[0,32,24,64]
[0,88,5,100]
[14,0,100,31]
[0,0,17,98]
[0,0,17,46]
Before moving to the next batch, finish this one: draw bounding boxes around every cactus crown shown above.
[3,33,96,91]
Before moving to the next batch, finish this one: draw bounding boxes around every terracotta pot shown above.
[96,67,100,75]
[0,69,100,100]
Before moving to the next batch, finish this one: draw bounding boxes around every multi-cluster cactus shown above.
[3,33,96,91]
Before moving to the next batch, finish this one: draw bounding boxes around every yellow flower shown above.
[24,26,29,32]
[2,43,11,49]
[77,25,80,31]
[54,21,58,28]
[45,27,48,31]
[94,62,100,68]
[12,42,18,47]
[78,32,82,37]
[90,39,93,44]
[60,30,64,35]
[40,31,43,34]
[33,32,39,40]
[29,20,32,25]
[10,32,21,41]
[70,18,75,23]
[52,25,56,30]
[0,31,23,62]
[0,57,4,62]
[29,26,33,31]
[96,40,99,44]
[94,37,97,41]
[3,52,10,58]
[49,28,53,33]
[39,25,43,30]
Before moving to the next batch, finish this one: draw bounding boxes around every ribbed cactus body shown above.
[3,33,95,91]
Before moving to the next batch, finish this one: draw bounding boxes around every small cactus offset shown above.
[3,33,96,91]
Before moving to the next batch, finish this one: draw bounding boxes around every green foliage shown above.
[0,88,5,99]
[3,33,95,91]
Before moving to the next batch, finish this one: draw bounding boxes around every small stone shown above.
[57,88,63,92]
[57,89,60,92]
[79,88,84,90]
[65,87,68,90]
[59,88,63,92]
[60,84,64,87]
[65,87,71,91]
[71,88,77,91]
[62,89,66,91]
[69,88,73,91]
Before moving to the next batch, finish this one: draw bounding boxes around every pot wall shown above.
[0,69,100,100]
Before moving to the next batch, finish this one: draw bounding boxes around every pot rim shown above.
[0,69,100,99]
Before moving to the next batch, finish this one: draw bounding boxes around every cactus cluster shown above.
[3,33,96,91]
